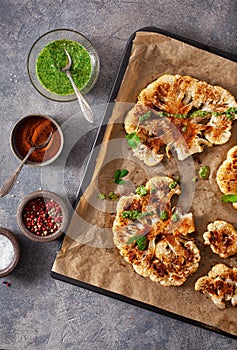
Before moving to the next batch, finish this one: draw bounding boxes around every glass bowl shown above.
[10,114,64,167]
[17,190,70,242]
[27,29,100,102]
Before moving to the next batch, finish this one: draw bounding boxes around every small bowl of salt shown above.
[0,228,20,277]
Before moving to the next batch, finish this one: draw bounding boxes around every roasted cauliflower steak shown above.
[112,176,201,286]
[124,74,237,166]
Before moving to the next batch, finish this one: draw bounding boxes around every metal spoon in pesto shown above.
[60,49,94,123]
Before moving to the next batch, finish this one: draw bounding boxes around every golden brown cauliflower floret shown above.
[195,264,237,309]
[216,145,237,210]
[203,220,237,258]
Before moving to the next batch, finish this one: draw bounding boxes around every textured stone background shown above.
[0,1,237,349]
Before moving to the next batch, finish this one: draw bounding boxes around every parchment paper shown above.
[52,31,237,337]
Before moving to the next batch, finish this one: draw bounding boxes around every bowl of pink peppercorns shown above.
[17,190,69,242]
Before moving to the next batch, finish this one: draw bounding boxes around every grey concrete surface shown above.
[0,1,237,349]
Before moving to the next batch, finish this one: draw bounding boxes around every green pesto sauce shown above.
[36,39,92,95]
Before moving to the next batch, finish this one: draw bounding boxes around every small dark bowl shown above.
[10,114,64,167]
[0,228,20,277]
[17,190,69,242]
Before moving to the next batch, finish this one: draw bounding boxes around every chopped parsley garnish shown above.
[113,169,129,185]
[122,210,141,220]
[126,234,143,245]
[174,113,186,119]
[107,192,119,201]
[136,236,147,250]
[126,234,147,250]
[221,194,237,203]
[168,180,178,189]
[225,107,237,120]
[98,192,106,200]
[192,176,198,182]
[126,132,140,149]
[189,110,209,118]
[135,107,237,125]
[98,192,119,200]
[135,185,148,196]
[199,165,210,180]
[171,212,180,222]
[122,210,154,220]
[175,107,237,119]
[155,111,168,118]
[159,210,169,221]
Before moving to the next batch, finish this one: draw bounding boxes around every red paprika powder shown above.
[14,115,61,163]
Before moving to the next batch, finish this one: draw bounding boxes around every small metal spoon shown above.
[0,132,53,197]
[60,49,94,123]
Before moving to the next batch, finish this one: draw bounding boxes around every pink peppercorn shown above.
[22,197,63,236]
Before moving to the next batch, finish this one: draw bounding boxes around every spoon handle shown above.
[0,147,35,197]
[66,71,94,123]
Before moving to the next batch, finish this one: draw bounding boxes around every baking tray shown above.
[52,27,237,339]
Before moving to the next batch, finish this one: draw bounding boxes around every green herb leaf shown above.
[160,210,169,221]
[168,180,178,189]
[171,213,180,222]
[126,234,147,250]
[135,185,148,196]
[126,132,140,149]
[221,194,237,203]
[137,236,147,243]
[112,169,129,185]
[225,107,237,120]
[199,165,210,180]
[120,169,129,178]
[174,177,181,184]
[122,210,142,220]
[192,176,198,182]
[137,236,147,250]
[115,178,125,185]
[114,169,121,180]
[174,113,186,119]
[107,192,119,201]
[121,210,154,221]
[98,192,106,200]
[155,111,167,118]
[189,110,210,118]
[126,234,144,245]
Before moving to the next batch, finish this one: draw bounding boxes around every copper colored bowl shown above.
[17,190,69,242]
[10,114,64,167]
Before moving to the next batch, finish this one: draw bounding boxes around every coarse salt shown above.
[0,234,15,270]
